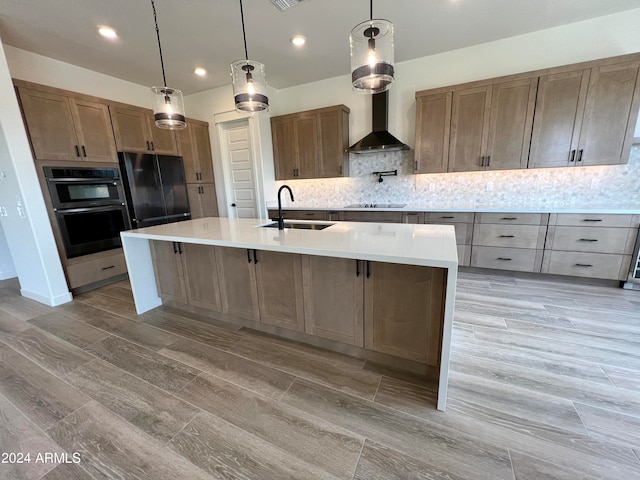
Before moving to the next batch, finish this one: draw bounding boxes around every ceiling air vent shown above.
[269,0,304,12]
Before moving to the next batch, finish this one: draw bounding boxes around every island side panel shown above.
[120,235,162,314]
[437,265,458,411]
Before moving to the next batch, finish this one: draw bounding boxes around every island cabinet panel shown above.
[151,240,187,303]
[214,246,260,321]
[364,262,446,365]
[301,256,364,347]
[254,251,305,332]
[181,243,222,311]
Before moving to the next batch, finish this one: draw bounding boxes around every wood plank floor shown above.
[0,272,639,479]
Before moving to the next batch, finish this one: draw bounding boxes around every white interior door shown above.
[222,121,258,218]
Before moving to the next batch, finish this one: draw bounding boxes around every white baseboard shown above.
[20,288,72,307]
[0,269,17,280]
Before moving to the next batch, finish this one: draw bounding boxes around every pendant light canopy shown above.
[350,0,395,94]
[231,0,269,113]
[150,0,186,129]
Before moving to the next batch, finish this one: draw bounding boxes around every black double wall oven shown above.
[44,166,130,258]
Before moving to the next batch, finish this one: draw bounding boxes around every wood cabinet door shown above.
[17,87,79,161]
[302,256,364,346]
[448,86,491,172]
[317,110,346,177]
[364,262,446,365]
[186,184,203,219]
[151,240,187,303]
[528,69,589,168]
[181,243,222,311]
[271,118,296,180]
[110,106,151,153]
[214,246,260,321]
[177,124,199,183]
[294,115,318,178]
[199,183,219,217]
[414,92,451,173]
[485,79,537,170]
[192,122,214,182]
[70,98,117,163]
[341,211,403,223]
[254,251,305,332]
[577,61,640,166]
[148,114,178,155]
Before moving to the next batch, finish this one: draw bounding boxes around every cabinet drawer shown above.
[66,251,127,288]
[542,251,631,280]
[282,210,328,221]
[425,212,475,223]
[473,224,546,249]
[547,226,636,254]
[341,211,403,223]
[549,213,638,228]
[471,246,543,272]
[476,213,548,225]
[458,244,471,267]
[430,222,471,245]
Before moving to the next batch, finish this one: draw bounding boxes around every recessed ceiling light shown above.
[98,26,117,39]
[291,35,306,47]
[194,67,207,76]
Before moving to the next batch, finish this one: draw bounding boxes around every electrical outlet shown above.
[486,181,494,191]
[429,183,436,192]
[0,206,6,216]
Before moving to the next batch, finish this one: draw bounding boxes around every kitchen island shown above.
[121,217,458,410]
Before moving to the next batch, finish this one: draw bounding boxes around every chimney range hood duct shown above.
[348,91,410,154]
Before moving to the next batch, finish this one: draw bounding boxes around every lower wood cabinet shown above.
[302,256,364,346]
[151,241,222,311]
[215,246,260,321]
[365,262,446,365]
[254,250,305,332]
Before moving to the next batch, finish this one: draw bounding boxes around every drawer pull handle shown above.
[101,265,115,270]
[582,219,602,222]
[305,213,315,216]
[501,217,517,220]
[441,216,455,219]
[497,257,512,261]
[579,238,598,242]
[499,235,515,238]
[575,264,593,268]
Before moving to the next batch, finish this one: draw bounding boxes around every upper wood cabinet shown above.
[271,105,349,180]
[529,62,640,168]
[448,79,536,172]
[17,86,117,163]
[415,53,640,172]
[177,119,214,184]
[414,92,451,174]
[110,105,178,155]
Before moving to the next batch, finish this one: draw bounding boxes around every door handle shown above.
[480,156,485,167]
[576,149,583,162]
[146,141,151,150]
[569,149,576,162]
[173,242,177,254]
[177,242,183,254]
[366,261,371,278]
[150,141,155,151]
[247,249,252,263]
[253,249,258,264]
[81,145,87,157]
[231,203,236,207]
[486,155,491,167]
[356,260,360,277]
[75,145,80,157]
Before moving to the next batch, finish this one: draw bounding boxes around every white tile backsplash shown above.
[274,147,640,210]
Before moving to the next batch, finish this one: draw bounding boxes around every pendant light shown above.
[150,0,186,129]
[350,0,395,94]
[231,0,269,112]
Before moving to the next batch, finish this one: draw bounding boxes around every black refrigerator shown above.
[119,152,191,229]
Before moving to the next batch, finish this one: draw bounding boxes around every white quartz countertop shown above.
[121,217,458,269]
[265,204,640,214]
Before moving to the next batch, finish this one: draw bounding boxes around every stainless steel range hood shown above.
[348,91,410,154]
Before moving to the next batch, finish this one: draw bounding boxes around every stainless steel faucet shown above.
[276,185,294,230]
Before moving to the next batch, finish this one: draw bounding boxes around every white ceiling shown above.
[1,0,639,95]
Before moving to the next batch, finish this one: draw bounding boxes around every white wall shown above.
[5,45,151,107]
[0,223,16,280]
[0,39,72,305]
[269,8,640,209]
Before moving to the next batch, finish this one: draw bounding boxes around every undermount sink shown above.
[260,222,335,230]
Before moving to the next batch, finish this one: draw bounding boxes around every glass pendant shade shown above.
[231,60,269,112]
[350,18,395,94]
[151,87,186,129]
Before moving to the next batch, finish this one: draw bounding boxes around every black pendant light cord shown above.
[151,0,168,88]
[370,0,373,20]
[239,0,249,61]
